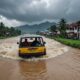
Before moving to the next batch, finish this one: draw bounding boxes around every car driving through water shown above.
[17,35,46,57]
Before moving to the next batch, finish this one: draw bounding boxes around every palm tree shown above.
[59,18,67,38]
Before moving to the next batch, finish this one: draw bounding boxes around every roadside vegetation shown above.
[55,38,80,48]
[0,22,21,39]
[48,19,80,48]
[46,35,80,48]
[38,18,80,49]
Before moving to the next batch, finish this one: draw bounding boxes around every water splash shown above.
[0,36,69,61]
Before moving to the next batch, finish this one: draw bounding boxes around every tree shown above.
[77,21,80,26]
[0,22,21,37]
[0,22,5,28]
[0,22,5,36]
[59,18,67,37]
[50,25,57,32]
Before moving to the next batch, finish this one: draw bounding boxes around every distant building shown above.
[66,23,80,39]
[40,29,60,36]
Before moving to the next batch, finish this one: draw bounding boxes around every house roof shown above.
[67,23,80,28]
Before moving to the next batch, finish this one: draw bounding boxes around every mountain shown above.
[16,21,56,34]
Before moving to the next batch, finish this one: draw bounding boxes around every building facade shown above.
[66,23,80,39]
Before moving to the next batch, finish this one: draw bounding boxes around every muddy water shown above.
[0,36,69,60]
[0,48,80,80]
[0,36,80,80]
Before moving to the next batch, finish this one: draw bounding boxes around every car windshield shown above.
[19,37,44,47]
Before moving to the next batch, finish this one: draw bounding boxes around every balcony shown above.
[66,30,78,33]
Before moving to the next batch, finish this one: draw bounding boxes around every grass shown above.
[0,36,8,39]
[46,35,80,49]
[0,35,20,39]
[0,36,14,39]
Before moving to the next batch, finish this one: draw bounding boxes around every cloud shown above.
[0,15,25,27]
[0,0,80,25]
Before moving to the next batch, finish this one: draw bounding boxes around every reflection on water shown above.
[0,47,80,80]
[0,59,49,80]
[18,60,49,80]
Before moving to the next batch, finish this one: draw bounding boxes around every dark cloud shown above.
[0,0,80,23]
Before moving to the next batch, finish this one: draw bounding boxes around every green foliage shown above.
[0,22,21,38]
[76,21,80,25]
[49,25,57,32]
[55,38,80,48]
[59,18,67,38]
[46,35,80,49]
[48,18,67,38]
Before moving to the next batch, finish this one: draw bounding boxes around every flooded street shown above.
[0,35,69,60]
[0,36,80,80]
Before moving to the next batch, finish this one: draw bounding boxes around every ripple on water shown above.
[0,47,69,61]
[0,37,69,61]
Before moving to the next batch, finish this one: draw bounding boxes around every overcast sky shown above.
[0,0,80,26]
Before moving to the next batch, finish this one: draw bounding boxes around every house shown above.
[66,23,80,39]
[40,29,60,36]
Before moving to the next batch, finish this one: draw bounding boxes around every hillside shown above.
[16,21,56,34]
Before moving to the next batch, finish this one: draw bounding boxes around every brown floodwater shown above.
[0,48,80,80]
[0,35,80,80]
[0,35,69,60]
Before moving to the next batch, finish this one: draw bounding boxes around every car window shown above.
[20,37,44,47]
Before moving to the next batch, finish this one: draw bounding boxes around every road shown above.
[0,36,80,80]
